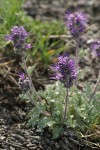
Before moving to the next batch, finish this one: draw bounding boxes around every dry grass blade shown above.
[0,59,15,67]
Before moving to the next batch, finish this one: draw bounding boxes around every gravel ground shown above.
[24,0,100,23]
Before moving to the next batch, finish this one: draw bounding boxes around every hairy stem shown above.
[21,50,37,100]
[89,69,100,103]
[27,91,36,106]
[62,88,69,124]
[75,38,79,86]
[21,51,27,75]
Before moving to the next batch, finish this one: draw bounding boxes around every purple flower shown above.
[5,26,31,50]
[52,53,77,88]
[18,73,31,91]
[90,40,100,58]
[19,73,25,80]
[25,43,32,49]
[65,10,88,38]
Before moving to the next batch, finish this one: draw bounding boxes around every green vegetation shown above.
[27,82,100,139]
[0,0,68,64]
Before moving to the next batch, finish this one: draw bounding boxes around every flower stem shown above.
[21,51,27,75]
[62,88,69,124]
[89,69,100,103]
[21,50,37,99]
[75,38,79,86]
[27,91,36,106]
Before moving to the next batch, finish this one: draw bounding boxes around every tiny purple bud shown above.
[25,43,32,49]
[19,73,25,80]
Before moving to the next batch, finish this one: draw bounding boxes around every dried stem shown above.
[62,88,69,124]
[89,69,100,103]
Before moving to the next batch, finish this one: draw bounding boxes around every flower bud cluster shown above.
[65,10,88,38]
[5,26,31,50]
[53,53,77,88]
[18,73,31,92]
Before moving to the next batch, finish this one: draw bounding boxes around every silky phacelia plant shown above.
[90,40,100,58]
[53,53,76,88]
[52,53,77,122]
[65,10,88,85]
[5,26,36,100]
[18,73,31,92]
[5,26,31,50]
[65,10,88,38]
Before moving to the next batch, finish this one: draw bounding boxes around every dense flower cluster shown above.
[5,26,31,50]
[53,53,77,88]
[18,73,31,91]
[65,10,88,37]
[90,40,100,58]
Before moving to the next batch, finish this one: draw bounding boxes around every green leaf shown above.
[27,66,35,76]
[52,126,64,139]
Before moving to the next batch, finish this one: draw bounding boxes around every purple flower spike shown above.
[90,40,100,58]
[5,26,31,50]
[65,10,88,38]
[53,53,77,88]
